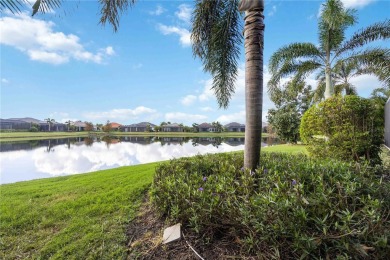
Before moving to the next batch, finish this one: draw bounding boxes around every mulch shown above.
[126,196,255,260]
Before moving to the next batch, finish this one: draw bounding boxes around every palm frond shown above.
[192,0,242,108]
[318,0,356,52]
[99,0,136,32]
[343,48,390,86]
[0,0,24,14]
[268,43,323,75]
[268,59,322,92]
[192,0,221,59]
[336,20,390,57]
[31,0,62,16]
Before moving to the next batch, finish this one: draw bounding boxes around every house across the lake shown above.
[162,123,183,132]
[0,119,31,131]
[197,123,216,132]
[0,117,66,131]
[224,122,245,132]
[109,122,122,131]
[73,121,87,131]
[121,122,156,132]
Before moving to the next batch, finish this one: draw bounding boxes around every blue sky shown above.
[1,0,389,125]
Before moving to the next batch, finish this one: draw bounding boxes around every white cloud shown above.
[0,13,114,65]
[150,5,166,16]
[165,112,207,124]
[341,0,376,8]
[105,46,115,56]
[1,78,9,84]
[83,106,158,121]
[28,50,69,64]
[175,4,192,24]
[350,74,382,97]
[216,111,246,124]
[268,5,277,16]
[157,24,191,47]
[132,63,143,69]
[200,106,214,112]
[181,95,197,106]
[198,65,246,103]
[198,79,215,102]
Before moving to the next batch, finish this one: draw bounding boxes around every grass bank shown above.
[263,143,307,154]
[0,145,302,259]
[0,163,157,259]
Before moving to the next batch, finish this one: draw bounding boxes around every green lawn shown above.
[263,144,307,154]
[0,163,157,259]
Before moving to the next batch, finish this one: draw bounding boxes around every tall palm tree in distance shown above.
[45,118,55,131]
[268,0,389,100]
[192,0,265,170]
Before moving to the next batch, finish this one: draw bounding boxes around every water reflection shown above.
[0,136,279,184]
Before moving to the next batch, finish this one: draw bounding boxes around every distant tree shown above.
[146,124,151,132]
[183,126,192,132]
[84,137,94,147]
[267,80,313,143]
[192,123,199,132]
[370,85,390,128]
[95,123,103,131]
[85,122,94,132]
[65,120,72,131]
[154,126,161,132]
[45,118,55,131]
[212,121,223,132]
[103,120,112,133]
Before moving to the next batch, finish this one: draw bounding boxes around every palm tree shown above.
[65,120,72,131]
[192,0,265,170]
[212,121,223,133]
[268,0,389,100]
[45,118,55,131]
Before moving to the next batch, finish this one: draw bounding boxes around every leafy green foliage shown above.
[267,80,313,143]
[150,152,389,258]
[29,126,39,132]
[300,95,383,164]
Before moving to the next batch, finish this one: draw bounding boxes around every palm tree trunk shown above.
[243,9,265,171]
[324,64,334,99]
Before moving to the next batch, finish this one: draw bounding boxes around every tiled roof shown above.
[110,122,122,128]
[224,122,244,127]
[124,122,156,127]
[198,122,213,128]
[73,121,87,127]
[7,117,46,124]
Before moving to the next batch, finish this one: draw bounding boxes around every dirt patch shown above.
[126,196,253,260]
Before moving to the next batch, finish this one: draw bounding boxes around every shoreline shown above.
[0,131,271,142]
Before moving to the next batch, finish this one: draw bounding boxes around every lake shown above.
[0,136,279,184]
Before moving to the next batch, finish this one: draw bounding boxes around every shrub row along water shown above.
[150,152,389,258]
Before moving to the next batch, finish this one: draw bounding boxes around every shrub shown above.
[300,95,383,165]
[29,126,38,132]
[150,152,389,259]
